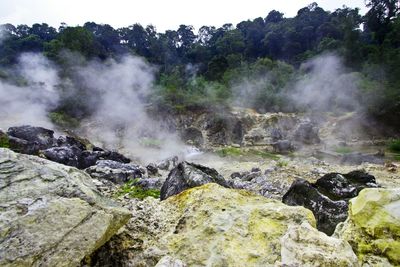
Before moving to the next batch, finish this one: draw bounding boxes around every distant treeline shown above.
[0,1,399,128]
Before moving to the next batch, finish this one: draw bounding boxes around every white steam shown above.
[231,77,272,109]
[0,52,189,163]
[0,53,59,129]
[291,54,361,113]
[0,26,6,45]
[75,56,187,163]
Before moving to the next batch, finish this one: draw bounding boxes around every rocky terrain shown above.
[0,112,399,266]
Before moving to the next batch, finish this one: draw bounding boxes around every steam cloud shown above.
[290,54,361,113]
[0,53,59,129]
[0,52,188,163]
[74,56,187,162]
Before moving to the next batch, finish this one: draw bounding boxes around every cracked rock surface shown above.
[0,148,131,267]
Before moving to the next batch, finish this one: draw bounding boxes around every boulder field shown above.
[0,125,399,266]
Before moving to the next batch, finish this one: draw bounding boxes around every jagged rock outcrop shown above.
[159,108,321,149]
[293,121,320,144]
[228,167,288,200]
[88,183,359,266]
[314,170,377,200]
[335,187,400,266]
[0,148,131,267]
[157,156,179,171]
[86,160,144,184]
[272,140,295,154]
[7,125,56,152]
[283,178,349,235]
[160,161,229,200]
[283,170,378,235]
[181,127,204,147]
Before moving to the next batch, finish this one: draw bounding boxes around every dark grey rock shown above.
[136,178,163,190]
[181,127,204,147]
[242,171,261,181]
[282,170,378,235]
[160,161,229,200]
[270,128,283,142]
[157,156,178,171]
[7,136,41,155]
[42,146,82,168]
[86,160,143,184]
[314,170,377,200]
[146,163,159,176]
[57,135,86,150]
[283,179,348,235]
[230,172,243,179]
[293,121,320,144]
[7,125,56,151]
[272,140,295,154]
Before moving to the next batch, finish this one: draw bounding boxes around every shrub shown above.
[388,139,400,153]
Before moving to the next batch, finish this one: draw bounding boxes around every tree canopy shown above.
[0,1,399,128]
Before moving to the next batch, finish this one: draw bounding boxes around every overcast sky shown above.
[0,0,367,32]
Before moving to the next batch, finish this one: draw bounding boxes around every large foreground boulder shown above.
[88,184,357,266]
[336,188,400,266]
[0,148,131,266]
[283,170,378,235]
[160,161,229,200]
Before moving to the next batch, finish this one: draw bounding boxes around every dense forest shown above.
[0,0,399,129]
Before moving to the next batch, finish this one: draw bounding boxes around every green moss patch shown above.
[0,134,10,148]
[115,180,160,200]
[334,146,353,154]
[48,112,80,128]
[388,139,400,153]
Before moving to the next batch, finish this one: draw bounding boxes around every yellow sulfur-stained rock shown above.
[335,188,400,266]
[281,222,358,267]
[97,183,364,266]
[163,183,316,266]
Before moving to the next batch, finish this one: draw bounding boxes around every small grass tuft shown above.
[277,160,289,167]
[216,147,280,160]
[216,147,242,157]
[334,146,353,154]
[114,180,160,200]
[140,138,163,148]
[0,134,10,148]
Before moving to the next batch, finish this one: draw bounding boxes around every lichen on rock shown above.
[335,187,400,266]
[91,183,348,266]
[0,148,131,267]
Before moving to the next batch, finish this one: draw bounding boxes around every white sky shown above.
[0,0,368,32]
